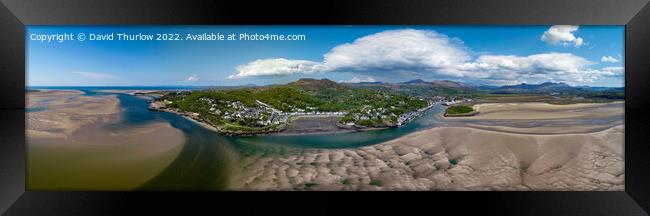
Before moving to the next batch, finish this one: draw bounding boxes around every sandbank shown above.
[27,90,187,190]
[231,125,624,191]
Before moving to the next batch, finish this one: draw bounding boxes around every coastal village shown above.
[149,89,474,135]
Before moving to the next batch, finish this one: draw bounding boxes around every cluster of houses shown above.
[197,97,284,127]
[342,95,470,127]
[396,101,435,126]
[198,97,347,127]
[341,99,435,127]
[441,97,473,106]
[168,95,472,129]
[343,105,398,125]
[149,92,472,130]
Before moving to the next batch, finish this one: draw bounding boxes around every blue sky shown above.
[27,25,624,87]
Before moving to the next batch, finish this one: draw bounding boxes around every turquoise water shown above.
[29,87,446,190]
[27,107,46,112]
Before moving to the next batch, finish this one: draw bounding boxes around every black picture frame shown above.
[1,0,649,215]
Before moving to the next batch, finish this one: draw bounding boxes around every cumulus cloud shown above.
[541,25,585,47]
[230,28,617,85]
[320,29,470,76]
[186,74,199,81]
[339,76,377,83]
[455,53,624,84]
[72,71,117,80]
[229,29,469,79]
[601,56,619,63]
[228,58,320,79]
[595,66,624,77]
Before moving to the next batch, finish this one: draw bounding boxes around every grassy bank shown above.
[445,105,478,117]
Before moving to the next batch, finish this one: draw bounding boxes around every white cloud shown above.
[229,29,470,79]
[230,28,617,85]
[72,71,117,80]
[339,76,377,83]
[456,52,596,84]
[541,25,585,47]
[595,66,624,77]
[320,29,470,75]
[601,56,619,63]
[228,58,320,79]
[186,74,199,81]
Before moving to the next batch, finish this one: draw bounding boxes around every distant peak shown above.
[357,81,383,84]
[288,78,343,90]
[293,78,335,83]
[496,81,575,93]
[402,79,428,84]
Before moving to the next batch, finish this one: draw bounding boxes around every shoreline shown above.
[149,105,415,137]
[150,107,287,136]
[155,107,394,136]
[149,107,221,132]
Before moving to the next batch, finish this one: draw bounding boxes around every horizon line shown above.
[25,78,625,88]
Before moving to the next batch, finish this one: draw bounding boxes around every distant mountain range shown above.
[286,78,474,96]
[400,79,465,88]
[493,82,573,93]
[490,82,623,94]
[269,78,622,99]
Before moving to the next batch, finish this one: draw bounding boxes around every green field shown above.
[446,105,475,115]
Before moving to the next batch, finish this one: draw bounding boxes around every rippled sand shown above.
[232,126,623,191]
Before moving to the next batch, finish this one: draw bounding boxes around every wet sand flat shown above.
[27,90,84,108]
[27,90,186,190]
[450,102,623,120]
[27,90,122,138]
[440,102,624,134]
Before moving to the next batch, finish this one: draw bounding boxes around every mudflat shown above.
[280,115,353,135]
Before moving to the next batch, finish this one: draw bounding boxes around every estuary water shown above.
[28,87,447,190]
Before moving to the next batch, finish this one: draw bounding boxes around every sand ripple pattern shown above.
[232,126,624,191]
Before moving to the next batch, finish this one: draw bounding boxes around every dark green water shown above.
[30,87,446,190]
